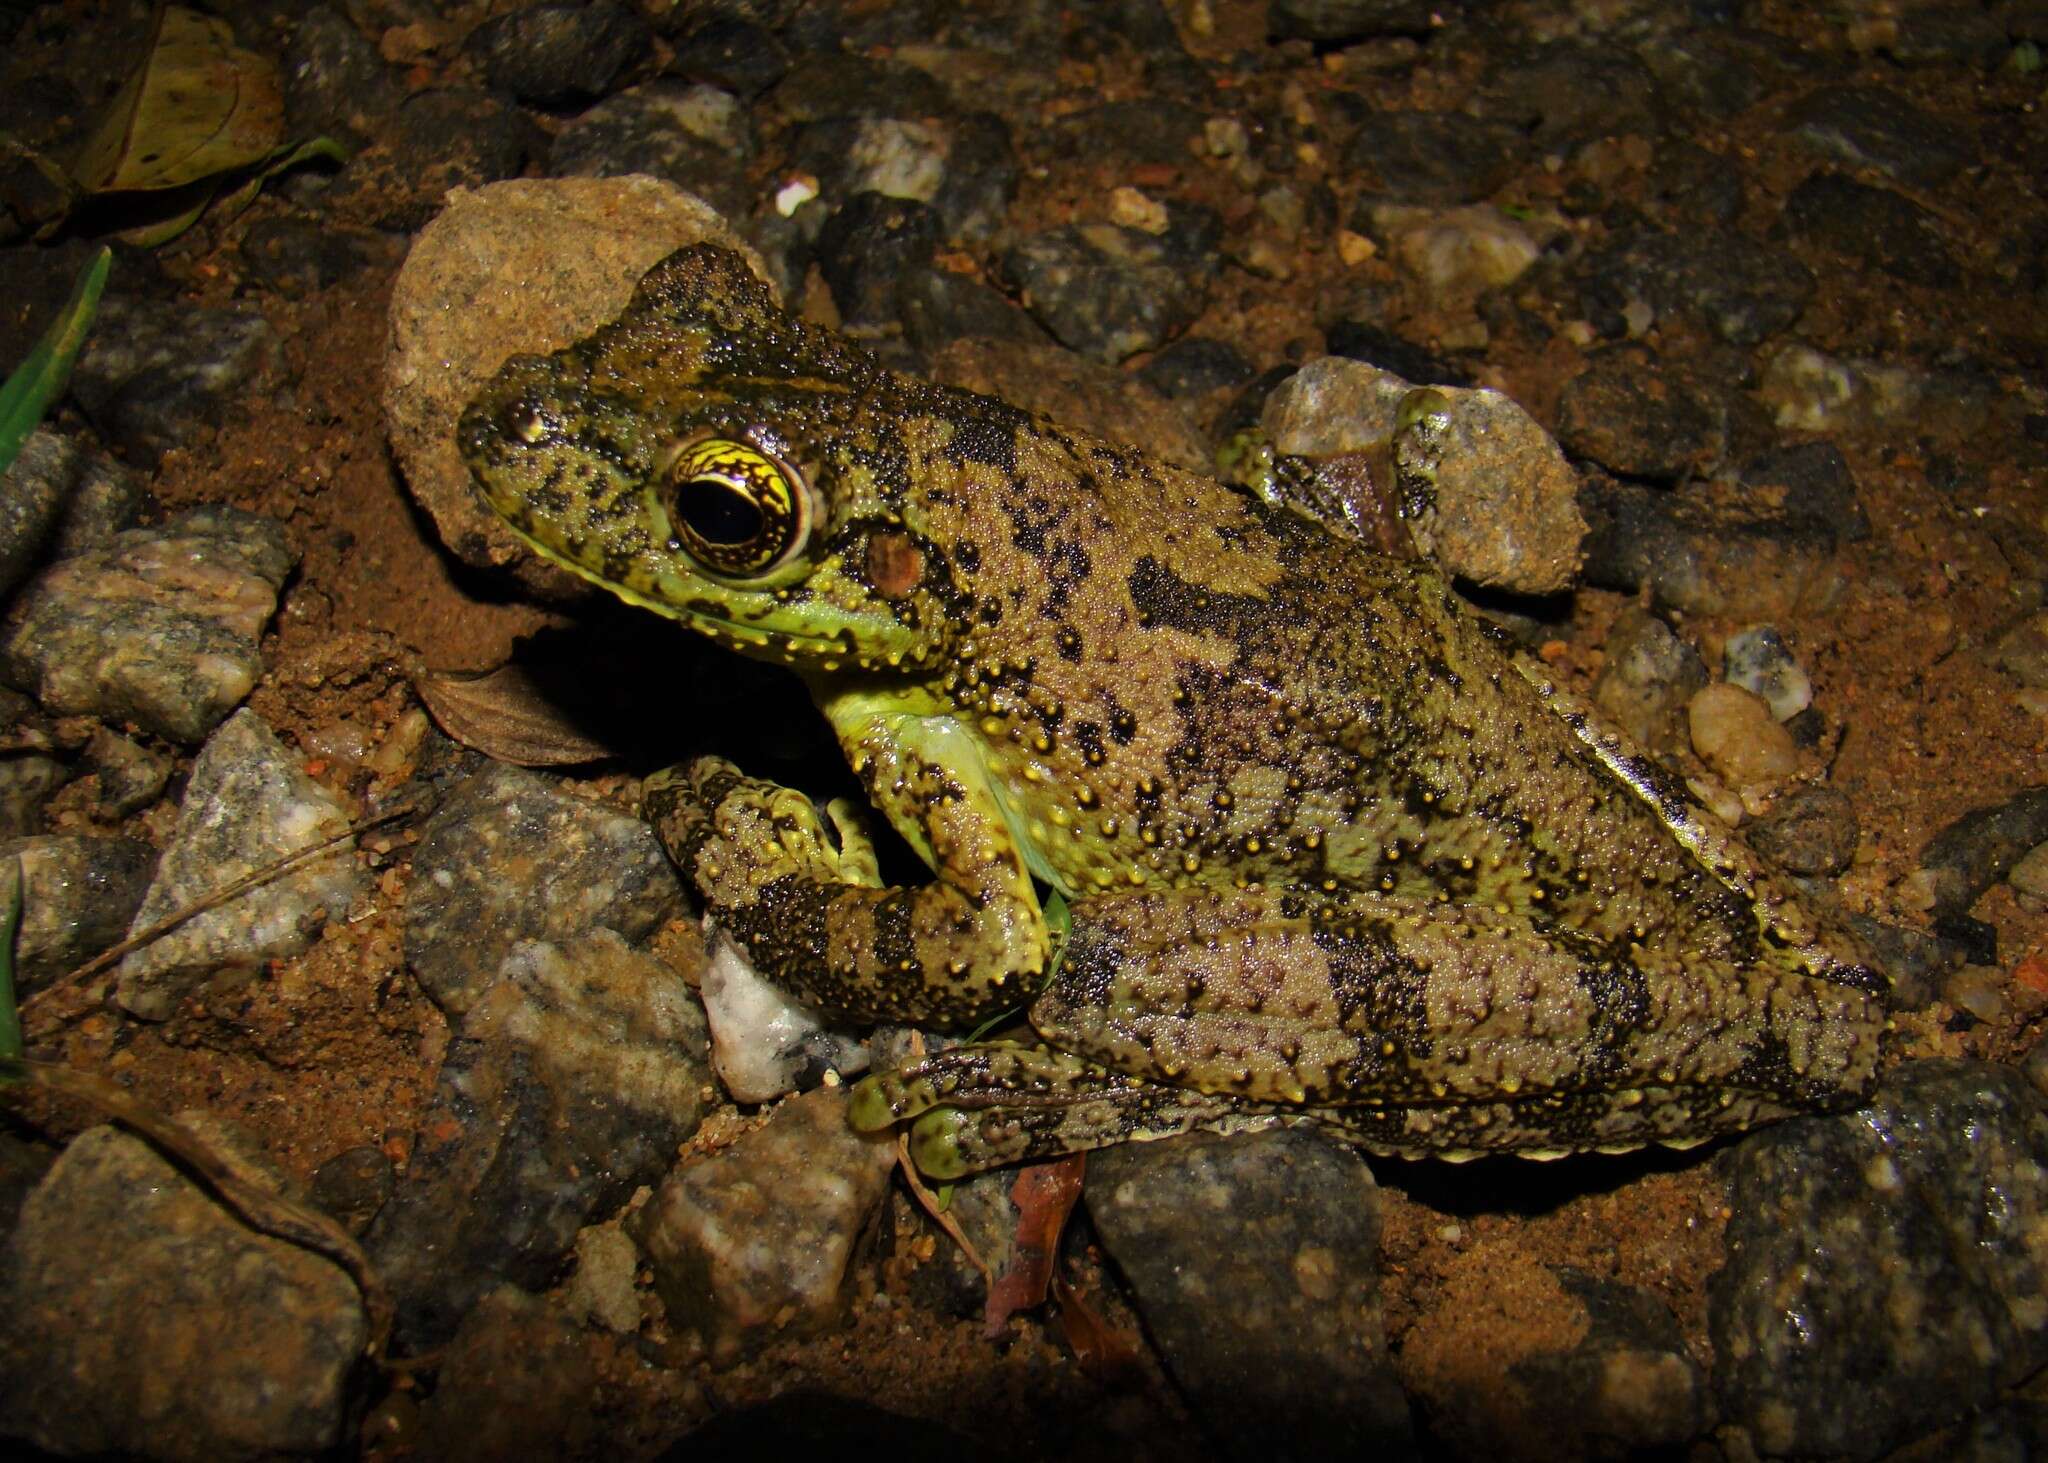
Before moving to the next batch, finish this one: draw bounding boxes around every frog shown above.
[458,243,1887,1179]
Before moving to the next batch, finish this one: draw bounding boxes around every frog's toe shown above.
[847,1068,940,1130]
[906,1108,975,1180]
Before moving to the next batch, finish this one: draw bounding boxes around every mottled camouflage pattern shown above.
[461,244,1886,1176]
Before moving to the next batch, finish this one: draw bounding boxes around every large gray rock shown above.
[0,1123,366,1461]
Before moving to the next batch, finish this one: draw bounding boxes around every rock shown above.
[1712,1061,2048,1459]
[66,294,284,465]
[0,833,155,993]
[1260,356,1586,594]
[1723,624,1812,721]
[1914,787,2048,921]
[663,15,793,100]
[81,724,173,816]
[1480,42,1661,149]
[465,0,650,105]
[1576,472,1845,619]
[1570,227,1814,346]
[0,1123,366,1461]
[1634,28,1786,120]
[1341,111,1527,206]
[281,4,403,147]
[1047,98,1208,169]
[1740,440,1868,540]
[342,86,540,234]
[1847,911,1958,1010]
[1087,1130,1415,1460]
[1554,344,1728,482]
[1687,683,1797,789]
[562,1221,643,1332]
[1993,610,2048,689]
[369,929,711,1348]
[1786,83,1971,189]
[0,428,145,599]
[547,80,757,221]
[892,1164,1024,1320]
[1405,1253,1708,1462]
[1003,222,1212,364]
[1139,335,1258,402]
[1268,0,1439,42]
[701,927,868,1104]
[2011,840,2048,912]
[414,1287,605,1462]
[629,1086,895,1358]
[1324,320,1471,387]
[0,753,65,837]
[896,266,1050,354]
[1885,5,2014,68]
[1753,342,1899,436]
[403,761,685,1017]
[765,52,949,125]
[310,1145,394,1236]
[117,709,365,1020]
[0,506,293,743]
[383,176,767,591]
[1943,963,2009,1024]
[1591,606,1709,752]
[1782,172,1960,288]
[1368,203,1544,299]
[790,112,1017,244]
[1748,784,1860,876]
[814,192,943,328]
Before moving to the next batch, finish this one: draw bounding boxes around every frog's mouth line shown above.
[494,514,855,663]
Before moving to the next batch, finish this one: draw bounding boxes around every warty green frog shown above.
[459,244,1886,1178]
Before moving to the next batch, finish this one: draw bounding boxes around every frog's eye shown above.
[658,436,812,578]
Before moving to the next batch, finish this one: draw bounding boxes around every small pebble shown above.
[1943,965,2009,1024]
[1724,625,1814,721]
[1688,683,1799,787]
[2010,841,2048,912]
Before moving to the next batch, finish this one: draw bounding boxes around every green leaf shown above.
[0,245,111,478]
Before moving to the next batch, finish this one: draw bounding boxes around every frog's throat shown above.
[497,516,928,671]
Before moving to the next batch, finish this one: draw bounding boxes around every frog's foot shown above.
[644,757,881,903]
[848,1043,1291,1179]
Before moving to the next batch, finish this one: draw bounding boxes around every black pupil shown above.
[680,477,765,546]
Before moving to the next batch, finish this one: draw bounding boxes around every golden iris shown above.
[661,437,809,577]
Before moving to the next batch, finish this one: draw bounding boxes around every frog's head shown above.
[459,244,964,675]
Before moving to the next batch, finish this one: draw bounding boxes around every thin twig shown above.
[20,795,428,1034]
[896,1131,993,1286]
[5,1054,393,1360]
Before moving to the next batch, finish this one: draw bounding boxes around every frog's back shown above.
[914,411,1827,985]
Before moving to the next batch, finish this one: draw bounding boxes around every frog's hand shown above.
[847,1044,1293,1180]
[645,734,1050,1029]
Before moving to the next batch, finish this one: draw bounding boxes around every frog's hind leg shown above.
[848,1045,1298,1179]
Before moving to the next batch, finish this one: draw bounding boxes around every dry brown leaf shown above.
[71,6,285,194]
[982,1153,1086,1337]
[414,663,615,766]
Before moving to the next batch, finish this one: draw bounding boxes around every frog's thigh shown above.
[1034,887,1876,1114]
[648,735,1049,1029]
